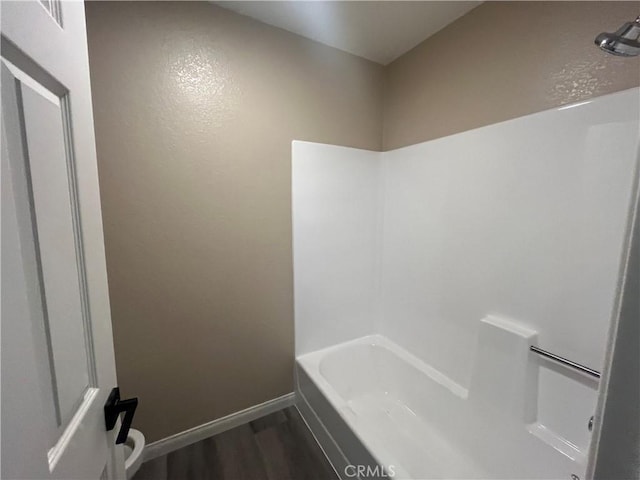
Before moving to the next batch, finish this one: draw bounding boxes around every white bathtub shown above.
[296,329,594,480]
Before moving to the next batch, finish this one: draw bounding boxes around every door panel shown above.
[19,65,93,434]
[1,57,108,480]
[38,0,63,26]
[1,1,123,478]
[1,104,52,480]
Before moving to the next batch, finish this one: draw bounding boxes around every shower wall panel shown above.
[293,89,639,403]
[378,88,639,389]
[293,87,640,479]
[292,141,381,355]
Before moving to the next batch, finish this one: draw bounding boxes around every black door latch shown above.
[104,387,138,445]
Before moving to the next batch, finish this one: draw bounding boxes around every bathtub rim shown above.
[295,334,472,480]
[298,334,468,400]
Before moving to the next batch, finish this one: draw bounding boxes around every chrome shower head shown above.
[595,16,640,57]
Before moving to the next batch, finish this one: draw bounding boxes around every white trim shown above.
[144,393,295,461]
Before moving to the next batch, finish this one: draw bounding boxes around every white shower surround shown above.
[292,88,640,479]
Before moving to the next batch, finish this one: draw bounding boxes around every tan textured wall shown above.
[85,1,383,442]
[383,1,640,150]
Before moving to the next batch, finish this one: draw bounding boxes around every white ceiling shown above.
[214,1,482,65]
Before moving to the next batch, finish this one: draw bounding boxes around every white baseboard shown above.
[144,392,295,461]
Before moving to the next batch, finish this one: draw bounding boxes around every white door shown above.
[1,1,125,479]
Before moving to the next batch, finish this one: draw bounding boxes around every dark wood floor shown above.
[134,407,338,480]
